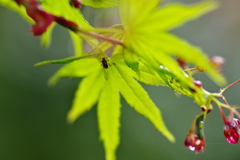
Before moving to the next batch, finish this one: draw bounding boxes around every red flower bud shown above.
[194,139,205,153]
[184,133,197,149]
[14,0,80,35]
[184,133,205,153]
[194,80,202,88]
[14,0,54,36]
[27,8,54,36]
[224,126,239,144]
[223,118,240,144]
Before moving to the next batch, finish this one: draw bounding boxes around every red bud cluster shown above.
[184,114,206,153]
[184,133,205,153]
[223,118,240,144]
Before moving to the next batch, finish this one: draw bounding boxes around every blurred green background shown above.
[1,0,240,160]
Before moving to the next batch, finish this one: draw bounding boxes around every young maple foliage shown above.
[36,0,224,159]
[3,0,240,160]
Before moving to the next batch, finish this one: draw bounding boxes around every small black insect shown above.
[101,58,109,69]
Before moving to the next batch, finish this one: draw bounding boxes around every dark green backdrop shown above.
[1,0,240,159]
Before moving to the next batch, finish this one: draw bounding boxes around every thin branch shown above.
[219,79,240,94]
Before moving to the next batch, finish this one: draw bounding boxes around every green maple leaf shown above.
[48,53,174,160]
[34,2,225,159]
[120,0,226,86]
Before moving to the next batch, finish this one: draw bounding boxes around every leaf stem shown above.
[79,31,125,46]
